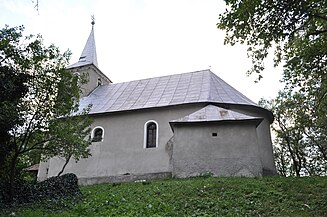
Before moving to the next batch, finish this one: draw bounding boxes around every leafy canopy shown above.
[217,0,327,81]
[218,0,327,176]
[0,25,92,191]
[260,91,327,176]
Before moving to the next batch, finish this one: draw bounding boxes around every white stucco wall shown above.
[228,105,276,175]
[38,103,276,184]
[41,104,206,183]
[69,65,111,97]
[172,121,263,177]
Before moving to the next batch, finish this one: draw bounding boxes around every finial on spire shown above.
[91,15,95,27]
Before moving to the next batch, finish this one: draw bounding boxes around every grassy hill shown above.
[3,176,327,216]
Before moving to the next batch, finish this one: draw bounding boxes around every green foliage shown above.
[3,176,327,216]
[0,26,30,181]
[44,109,92,176]
[0,25,92,201]
[0,173,81,211]
[260,90,327,176]
[219,0,327,176]
[34,173,81,200]
[217,0,327,81]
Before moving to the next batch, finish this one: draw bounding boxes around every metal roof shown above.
[170,104,262,123]
[67,25,98,69]
[78,69,258,115]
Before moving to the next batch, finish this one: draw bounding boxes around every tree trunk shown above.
[57,155,71,177]
[285,138,300,176]
[8,153,18,203]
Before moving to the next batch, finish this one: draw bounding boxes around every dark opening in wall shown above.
[212,132,217,137]
[97,78,102,86]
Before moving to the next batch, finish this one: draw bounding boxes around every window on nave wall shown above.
[92,126,104,142]
[144,120,158,148]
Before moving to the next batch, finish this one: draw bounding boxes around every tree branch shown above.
[19,106,39,152]
[307,29,327,37]
[57,154,71,177]
[18,137,55,155]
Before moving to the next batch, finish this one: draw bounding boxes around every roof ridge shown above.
[168,74,182,104]
[98,69,211,87]
[208,71,256,105]
[204,70,215,101]
[183,72,194,102]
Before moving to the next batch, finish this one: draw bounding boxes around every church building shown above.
[38,21,276,184]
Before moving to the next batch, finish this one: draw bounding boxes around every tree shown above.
[0,25,92,201]
[260,93,307,176]
[218,0,327,176]
[260,90,327,176]
[0,62,29,182]
[45,109,92,177]
[0,26,31,183]
[217,0,326,80]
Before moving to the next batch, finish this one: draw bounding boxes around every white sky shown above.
[0,0,283,103]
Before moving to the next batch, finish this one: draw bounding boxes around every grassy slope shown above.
[4,176,327,216]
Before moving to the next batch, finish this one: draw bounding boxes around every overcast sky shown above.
[0,0,284,103]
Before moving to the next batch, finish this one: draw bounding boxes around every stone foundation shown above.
[78,172,172,185]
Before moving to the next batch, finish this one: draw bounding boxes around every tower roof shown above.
[67,20,98,69]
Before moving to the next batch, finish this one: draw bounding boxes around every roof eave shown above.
[169,118,264,132]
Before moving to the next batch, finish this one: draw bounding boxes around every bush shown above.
[0,179,33,210]
[35,173,81,200]
[0,173,81,210]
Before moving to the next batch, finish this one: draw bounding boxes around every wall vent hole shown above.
[212,132,217,137]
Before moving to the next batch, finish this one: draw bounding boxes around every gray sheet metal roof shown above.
[170,105,262,123]
[67,26,98,69]
[78,69,258,115]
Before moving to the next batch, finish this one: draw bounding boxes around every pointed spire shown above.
[67,16,98,68]
[91,15,95,27]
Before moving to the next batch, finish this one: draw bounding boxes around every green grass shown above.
[2,176,327,216]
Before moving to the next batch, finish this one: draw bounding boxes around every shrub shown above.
[35,173,81,201]
[0,173,81,210]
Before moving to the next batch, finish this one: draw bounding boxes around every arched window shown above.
[91,126,104,142]
[144,120,158,148]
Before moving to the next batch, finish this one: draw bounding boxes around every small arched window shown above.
[144,120,158,148]
[91,126,104,142]
[97,78,102,86]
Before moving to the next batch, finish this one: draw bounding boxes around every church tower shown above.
[67,17,111,97]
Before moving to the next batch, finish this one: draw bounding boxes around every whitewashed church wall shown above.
[228,105,276,175]
[70,65,111,97]
[45,104,206,183]
[38,103,276,184]
[37,160,49,181]
[172,121,263,177]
